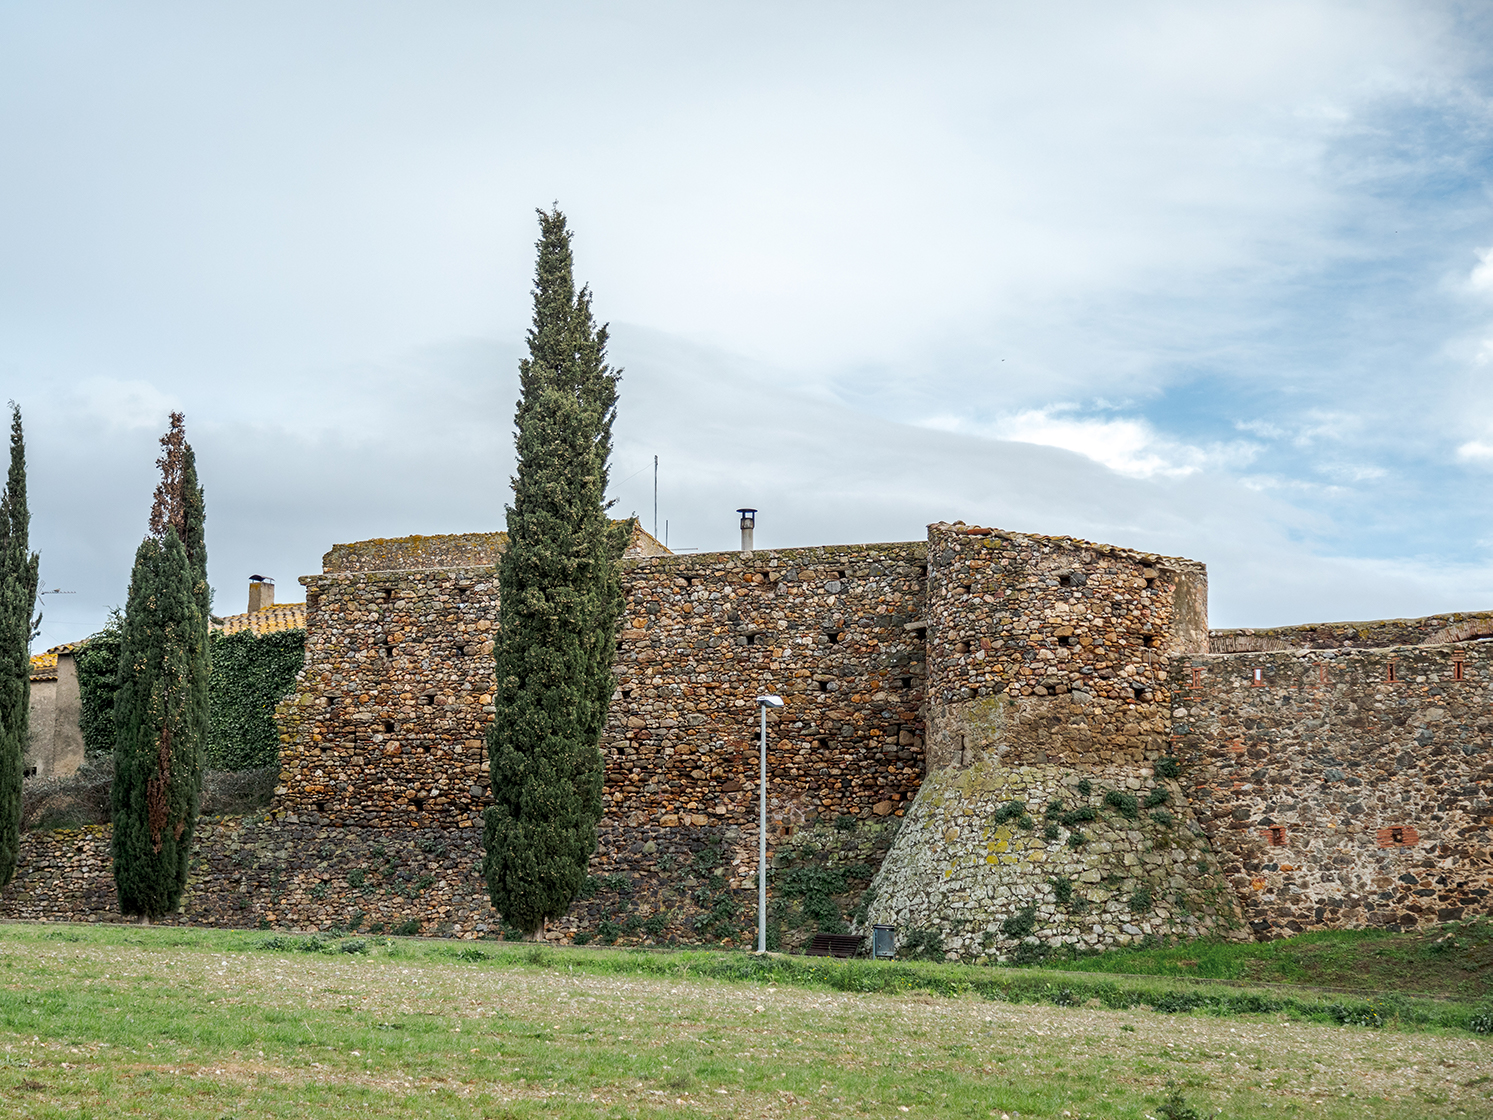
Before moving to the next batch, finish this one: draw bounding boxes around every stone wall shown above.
[1171,643,1493,935]
[865,522,1231,956]
[866,756,1240,959]
[1209,610,1493,653]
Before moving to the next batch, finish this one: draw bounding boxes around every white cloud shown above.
[1471,246,1493,295]
[923,407,1260,479]
[1457,440,1493,463]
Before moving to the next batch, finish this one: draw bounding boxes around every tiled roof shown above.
[29,642,81,682]
[216,603,307,636]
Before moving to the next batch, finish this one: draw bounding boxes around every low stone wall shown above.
[0,815,777,947]
[1209,610,1493,653]
[865,753,1240,961]
[1172,643,1493,935]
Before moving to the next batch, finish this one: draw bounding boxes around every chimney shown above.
[248,575,275,614]
[737,508,757,555]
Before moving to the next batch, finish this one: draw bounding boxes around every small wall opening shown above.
[1058,573,1073,587]
[1190,666,1203,687]
[383,721,395,733]
[1252,667,1265,687]
[380,588,393,602]
[954,641,969,655]
[1454,659,1465,681]
[413,799,425,812]
[1132,686,1147,701]
[419,694,435,706]
[1142,634,1160,648]
[899,676,913,689]
[1266,826,1286,847]
[813,738,828,751]
[1386,662,1398,683]
[827,631,844,644]
[1059,635,1077,647]
[454,644,467,657]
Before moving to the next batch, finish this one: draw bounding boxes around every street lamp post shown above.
[755,694,783,954]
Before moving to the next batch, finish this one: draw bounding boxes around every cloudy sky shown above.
[5,0,1493,648]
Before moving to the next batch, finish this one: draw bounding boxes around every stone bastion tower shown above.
[864,522,1243,957]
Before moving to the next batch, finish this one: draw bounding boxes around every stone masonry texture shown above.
[1172,643,1493,937]
[4,518,1491,957]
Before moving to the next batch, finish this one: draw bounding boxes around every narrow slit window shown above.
[1252,667,1264,686]
[1190,666,1203,688]
[1386,662,1397,683]
[1318,664,1329,686]
[1454,659,1466,681]
[1266,826,1285,847]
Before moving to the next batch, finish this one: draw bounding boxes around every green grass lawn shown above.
[1014,917,1493,1001]
[0,922,1490,1119]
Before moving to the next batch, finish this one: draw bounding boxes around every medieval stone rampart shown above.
[1171,643,1493,935]
[866,523,1238,957]
[1209,610,1493,653]
[7,515,1491,954]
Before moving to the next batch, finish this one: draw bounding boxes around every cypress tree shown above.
[482,208,631,936]
[0,404,40,887]
[111,414,209,920]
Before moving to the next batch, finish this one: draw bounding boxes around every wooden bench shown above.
[806,933,865,958]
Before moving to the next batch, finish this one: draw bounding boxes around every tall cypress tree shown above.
[0,405,40,887]
[482,208,631,936]
[111,414,209,920]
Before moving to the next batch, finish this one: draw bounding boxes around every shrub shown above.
[1043,822,1060,841]
[391,918,421,936]
[573,931,593,946]
[1075,778,1092,796]
[347,869,366,889]
[1143,787,1171,809]
[1049,876,1073,906]
[1150,809,1176,828]
[1155,757,1180,779]
[1156,1083,1202,1120]
[1129,885,1153,913]
[991,800,1027,825]
[898,928,945,961]
[1104,790,1140,820]
[1469,1004,1493,1034]
[1001,905,1037,940]
[1060,806,1096,827]
[834,814,859,831]
[1067,831,1087,848]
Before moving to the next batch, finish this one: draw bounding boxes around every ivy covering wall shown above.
[76,623,304,771]
[206,629,304,770]
[76,616,122,758]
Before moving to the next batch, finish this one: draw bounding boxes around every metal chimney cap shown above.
[249,575,274,585]
[737,508,757,526]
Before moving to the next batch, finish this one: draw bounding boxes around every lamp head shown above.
[755,694,784,708]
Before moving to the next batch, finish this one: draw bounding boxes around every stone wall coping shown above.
[929,521,1205,573]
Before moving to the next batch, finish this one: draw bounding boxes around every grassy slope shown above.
[0,923,1491,1119]
[1018,918,1493,1002]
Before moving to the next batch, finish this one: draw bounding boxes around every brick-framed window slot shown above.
[1454,658,1466,681]
[1251,667,1265,687]
[1376,824,1419,848]
[1263,825,1286,847]
[1190,666,1203,688]
[1386,661,1398,683]
[1318,664,1329,686]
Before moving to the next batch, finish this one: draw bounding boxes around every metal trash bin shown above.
[872,924,896,960]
